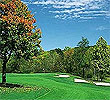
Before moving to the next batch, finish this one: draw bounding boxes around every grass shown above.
[0,73,110,100]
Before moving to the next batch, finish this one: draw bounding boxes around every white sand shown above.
[74,79,89,83]
[93,82,110,86]
[74,79,110,86]
[55,75,70,78]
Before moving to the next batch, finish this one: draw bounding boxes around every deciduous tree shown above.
[76,37,89,78]
[0,0,41,84]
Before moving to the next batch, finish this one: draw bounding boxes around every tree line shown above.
[0,37,110,81]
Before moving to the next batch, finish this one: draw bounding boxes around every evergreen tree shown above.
[91,37,110,81]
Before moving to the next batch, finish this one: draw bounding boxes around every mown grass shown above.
[0,73,110,100]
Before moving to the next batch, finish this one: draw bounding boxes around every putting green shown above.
[0,73,110,100]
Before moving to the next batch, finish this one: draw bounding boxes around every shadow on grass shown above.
[0,83,23,88]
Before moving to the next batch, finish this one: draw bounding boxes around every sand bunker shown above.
[93,82,110,86]
[55,75,70,78]
[74,78,110,86]
[74,79,89,83]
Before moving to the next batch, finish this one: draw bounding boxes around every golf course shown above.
[1,0,110,100]
[0,73,110,100]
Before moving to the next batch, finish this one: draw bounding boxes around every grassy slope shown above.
[0,73,110,100]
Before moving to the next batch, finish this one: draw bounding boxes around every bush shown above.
[0,59,2,73]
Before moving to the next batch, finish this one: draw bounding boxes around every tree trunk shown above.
[82,67,85,78]
[101,77,103,82]
[2,60,6,84]
[94,68,95,80]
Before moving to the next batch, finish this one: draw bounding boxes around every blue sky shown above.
[22,0,110,51]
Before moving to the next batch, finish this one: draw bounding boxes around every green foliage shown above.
[0,0,41,62]
[63,47,74,73]
[83,47,94,78]
[91,37,110,81]
[75,37,89,78]
[1,36,110,82]
[77,37,89,48]
[0,0,42,83]
[33,50,65,73]
[0,59,2,73]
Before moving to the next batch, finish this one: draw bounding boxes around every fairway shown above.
[0,73,110,100]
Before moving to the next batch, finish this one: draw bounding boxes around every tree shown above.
[77,37,89,48]
[32,50,61,73]
[83,47,94,79]
[63,47,74,73]
[0,0,41,84]
[91,37,110,81]
[76,37,89,78]
[55,48,65,72]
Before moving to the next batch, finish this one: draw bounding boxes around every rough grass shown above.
[0,73,110,100]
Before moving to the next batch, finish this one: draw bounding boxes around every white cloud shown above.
[89,5,100,9]
[54,14,69,19]
[50,8,85,14]
[55,15,60,18]
[49,11,61,13]
[25,0,110,20]
[76,10,109,17]
[53,5,71,9]
[32,0,85,6]
[80,16,95,19]
[32,1,55,5]
[96,26,110,31]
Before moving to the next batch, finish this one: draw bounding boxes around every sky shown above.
[22,0,110,51]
